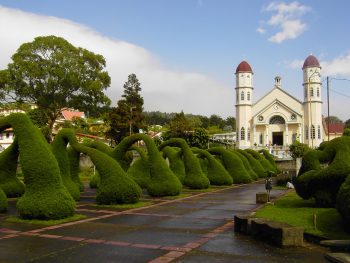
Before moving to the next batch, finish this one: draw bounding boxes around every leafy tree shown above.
[225,117,236,130]
[188,128,209,149]
[343,128,350,136]
[163,111,190,140]
[209,114,225,128]
[345,119,350,129]
[0,35,111,131]
[289,140,310,160]
[324,116,343,124]
[106,74,145,143]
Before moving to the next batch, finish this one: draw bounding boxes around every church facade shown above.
[235,55,323,149]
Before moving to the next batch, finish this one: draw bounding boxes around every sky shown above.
[1,1,350,120]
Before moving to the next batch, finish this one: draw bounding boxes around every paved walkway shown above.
[0,181,328,262]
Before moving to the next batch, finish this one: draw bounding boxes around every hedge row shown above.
[160,138,209,189]
[126,146,151,189]
[161,146,185,183]
[233,150,258,180]
[0,187,7,212]
[236,149,266,178]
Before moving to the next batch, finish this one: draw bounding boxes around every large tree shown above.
[0,35,111,130]
[106,74,145,143]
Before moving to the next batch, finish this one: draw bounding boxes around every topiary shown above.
[1,113,75,220]
[0,187,7,212]
[67,146,84,192]
[126,146,151,189]
[89,172,100,189]
[115,134,182,196]
[233,150,258,180]
[245,149,275,174]
[0,138,25,197]
[258,149,279,173]
[208,147,252,184]
[160,138,210,189]
[336,175,350,228]
[51,129,81,200]
[192,148,232,186]
[236,149,266,178]
[161,146,185,183]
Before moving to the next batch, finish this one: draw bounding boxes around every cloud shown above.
[285,59,303,69]
[261,1,311,43]
[322,52,350,77]
[0,6,233,117]
[256,27,266,35]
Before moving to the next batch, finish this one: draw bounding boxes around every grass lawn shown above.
[6,214,86,226]
[255,191,350,240]
[91,201,154,210]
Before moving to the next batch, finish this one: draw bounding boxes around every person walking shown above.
[265,173,273,202]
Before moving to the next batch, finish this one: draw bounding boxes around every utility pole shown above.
[327,76,330,141]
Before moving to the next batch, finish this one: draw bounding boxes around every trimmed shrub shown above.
[87,140,113,155]
[0,187,7,212]
[236,149,266,178]
[245,149,275,174]
[258,149,279,173]
[208,147,252,184]
[192,148,232,186]
[160,138,210,189]
[89,172,100,189]
[337,175,350,227]
[233,150,258,180]
[295,137,350,207]
[0,138,25,197]
[51,129,81,200]
[127,146,151,189]
[1,113,75,220]
[116,134,182,196]
[67,146,84,192]
[161,146,185,183]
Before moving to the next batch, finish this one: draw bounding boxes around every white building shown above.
[235,55,324,149]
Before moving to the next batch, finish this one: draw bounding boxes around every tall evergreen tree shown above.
[106,74,145,143]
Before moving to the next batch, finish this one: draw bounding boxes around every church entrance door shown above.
[272,132,283,146]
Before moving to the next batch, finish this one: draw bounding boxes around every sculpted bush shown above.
[161,146,185,183]
[237,149,266,178]
[0,187,7,212]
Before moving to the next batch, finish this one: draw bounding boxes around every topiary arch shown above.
[161,146,186,184]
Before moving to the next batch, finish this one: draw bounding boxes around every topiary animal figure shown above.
[160,138,210,189]
[161,146,185,183]
[0,113,75,220]
[192,148,232,186]
[208,147,252,184]
[0,138,25,197]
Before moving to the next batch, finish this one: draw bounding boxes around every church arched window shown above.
[310,88,314,97]
[240,127,245,140]
[241,91,244,101]
[259,133,263,145]
[305,88,308,99]
[247,92,251,101]
[305,125,308,139]
[317,88,320,97]
[311,125,315,139]
[269,115,285,124]
[247,128,250,140]
[236,91,239,101]
[318,125,321,139]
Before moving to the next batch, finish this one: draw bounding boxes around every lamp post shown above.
[129,106,136,136]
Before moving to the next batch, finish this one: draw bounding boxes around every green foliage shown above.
[337,175,350,228]
[0,35,111,130]
[161,146,185,183]
[1,113,75,220]
[0,138,25,197]
[289,140,310,159]
[258,149,279,173]
[343,128,350,136]
[236,149,266,178]
[160,138,210,189]
[67,147,84,191]
[208,147,252,184]
[295,137,350,208]
[89,172,100,189]
[51,129,81,200]
[233,150,258,180]
[126,146,151,189]
[245,149,275,173]
[105,74,145,144]
[188,128,209,149]
[0,187,7,212]
[115,134,182,196]
[192,148,232,186]
[162,111,191,140]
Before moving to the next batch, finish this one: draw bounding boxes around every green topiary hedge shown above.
[208,147,252,184]
[51,129,81,200]
[192,148,232,186]
[0,138,25,197]
[1,113,75,220]
[126,146,151,189]
[160,138,210,189]
[232,150,258,180]
[115,134,182,196]
[236,149,266,178]
[67,146,84,192]
[245,149,275,174]
[0,187,7,212]
[161,146,185,183]
[258,149,279,173]
[336,175,350,227]
[295,137,350,207]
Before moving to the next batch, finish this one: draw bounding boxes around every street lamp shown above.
[129,106,136,136]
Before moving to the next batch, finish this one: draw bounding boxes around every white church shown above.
[235,55,325,149]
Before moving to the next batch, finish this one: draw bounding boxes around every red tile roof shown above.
[61,110,85,121]
[235,61,253,74]
[302,55,320,69]
[326,123,345,134]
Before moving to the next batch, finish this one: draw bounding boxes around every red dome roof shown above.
[235,61,253,74]
[302,55,320,69]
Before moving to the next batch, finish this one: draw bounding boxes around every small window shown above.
[247,128,250,141]
[241,91,244,101]
[317,88,320,97]
[310,88,314,97]
[311,125,315,139]
[240,127,245,141]
[305,125,308,140]
[6,133,10,139]
[247,92,251,101]
[259,133,263,145]
[318,125,321,139]
[236,91,239,101]
[305,88,308,99]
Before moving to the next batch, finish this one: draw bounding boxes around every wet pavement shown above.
[0,181,328,262]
